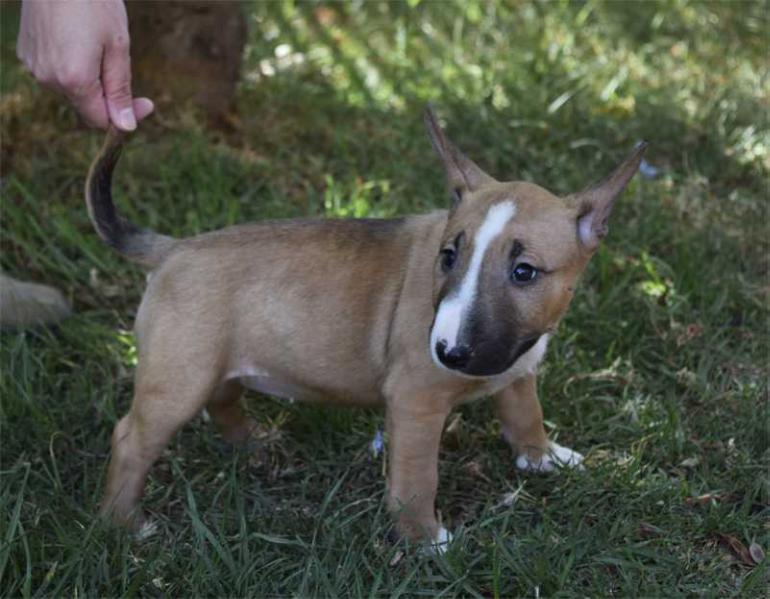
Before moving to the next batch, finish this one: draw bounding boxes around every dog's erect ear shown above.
[424,106,496,204]
[571,142,648,250]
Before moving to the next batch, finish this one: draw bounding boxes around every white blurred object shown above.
[370,429,384,458]
[639,158,660,179]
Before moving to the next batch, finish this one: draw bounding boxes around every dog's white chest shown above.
[506,334,549,378]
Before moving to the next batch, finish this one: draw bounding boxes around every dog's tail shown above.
[85,127,176,269]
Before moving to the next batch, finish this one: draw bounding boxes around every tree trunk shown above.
[126,1,247,127]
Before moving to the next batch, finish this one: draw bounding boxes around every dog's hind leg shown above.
[494,374,583,472]
[206,379,257,444]
[99,360,218,528]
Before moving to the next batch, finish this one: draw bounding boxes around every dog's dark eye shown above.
[512,263,538,283]
[440,247,457,272]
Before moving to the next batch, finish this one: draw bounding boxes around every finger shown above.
[67,80,109,129]
[133,97,154,123]
[102,35,136,131]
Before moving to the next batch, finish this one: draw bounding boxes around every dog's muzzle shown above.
[432,334,541,377]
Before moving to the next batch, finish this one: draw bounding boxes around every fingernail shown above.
[119,108,137,131]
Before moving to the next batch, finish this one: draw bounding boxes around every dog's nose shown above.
[435,340,472,370]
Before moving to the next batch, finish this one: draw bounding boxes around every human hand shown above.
[17,0,153,131]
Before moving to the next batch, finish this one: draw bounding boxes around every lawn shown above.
[1,1,768,596]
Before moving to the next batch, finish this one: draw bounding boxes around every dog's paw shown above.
[420,526,453,556]
[433,526,453,552]
[515,441,584,473]
[134,517,160,542]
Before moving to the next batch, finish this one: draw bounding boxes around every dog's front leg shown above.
[494,374,583,472]
[385,398,450,545]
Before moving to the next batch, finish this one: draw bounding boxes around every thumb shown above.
[133,97,154,123]
[102,36,136,131]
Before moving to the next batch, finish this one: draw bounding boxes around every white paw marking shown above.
[516,441,584,473]
[421,526,453,556]
[134,518,159,542]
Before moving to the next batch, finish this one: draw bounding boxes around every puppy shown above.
[89,108,645,547]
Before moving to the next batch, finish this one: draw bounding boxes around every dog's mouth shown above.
[462,335,542,377]
[431,334,542,378]
[510,335,541,364]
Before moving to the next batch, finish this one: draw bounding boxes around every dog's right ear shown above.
[424,106,496,205]
[570,141,648,251]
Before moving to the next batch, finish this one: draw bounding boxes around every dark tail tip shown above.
[85,127,142,253]
[85,129,175,269]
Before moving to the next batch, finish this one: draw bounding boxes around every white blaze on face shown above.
[430,201,516,367]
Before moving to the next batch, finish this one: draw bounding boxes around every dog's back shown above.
[86,134,449,404]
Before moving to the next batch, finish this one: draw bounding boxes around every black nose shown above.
[435,340,472,369]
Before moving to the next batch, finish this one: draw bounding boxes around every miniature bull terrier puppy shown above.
[89,108,646,549]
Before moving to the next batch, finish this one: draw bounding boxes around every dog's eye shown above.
[512,263,538,283]
[440,247,457,272]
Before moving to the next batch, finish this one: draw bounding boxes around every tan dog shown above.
[89,109,645,548]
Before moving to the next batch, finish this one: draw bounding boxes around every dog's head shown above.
[425,107,647,377]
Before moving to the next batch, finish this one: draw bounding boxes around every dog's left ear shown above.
[424,105,497,204]
[571,141,648,250]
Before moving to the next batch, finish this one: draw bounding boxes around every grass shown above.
[1,0,768,596]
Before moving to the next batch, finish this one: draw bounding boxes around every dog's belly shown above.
[228,367,382,406]
[238,374,316,402]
